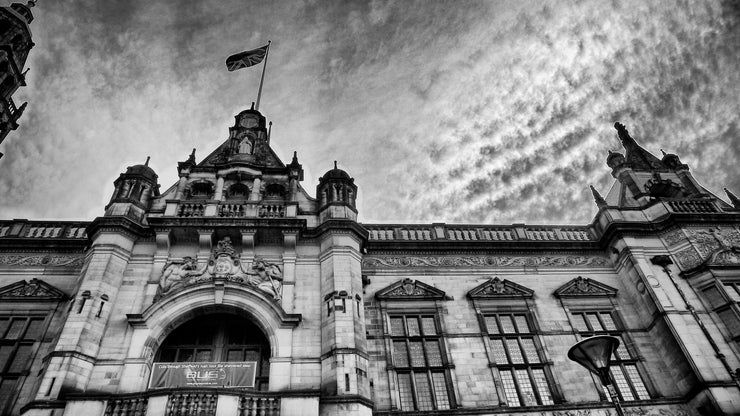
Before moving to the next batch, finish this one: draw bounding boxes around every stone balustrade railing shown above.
[363,224,594,242]
[665,199,718,214]
[0,220,88,239]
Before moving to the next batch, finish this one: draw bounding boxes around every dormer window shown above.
[226,183,250,200]
[189,182,214,199]
[264,184,285,200]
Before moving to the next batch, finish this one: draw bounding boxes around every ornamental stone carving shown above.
[0,278,66,300]
[362,255,610,268]
[156,237,283,301]
[554,276,617,298]
[0,254,84,267]
[467,277,533,299]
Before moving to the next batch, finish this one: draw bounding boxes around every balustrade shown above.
[178,202,206,217]
[239,395,280,416]
[219,203,248,217]
[667,199,717,213]
[259,204,284,218]
[166,392,218,416]
[104,396,148,416]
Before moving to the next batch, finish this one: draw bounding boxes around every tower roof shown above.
[125,157,157,181]
[321,161,351,181]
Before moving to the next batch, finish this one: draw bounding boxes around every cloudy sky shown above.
[0,0,738,225]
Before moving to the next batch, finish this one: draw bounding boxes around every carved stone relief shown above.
[674,226,740,269]
[157,237,283,301]
[0,254,84,267]
[362,255,610,268]
[660,228,686,247]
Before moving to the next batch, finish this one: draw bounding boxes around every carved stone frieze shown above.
[468,277,533,299]
[660,228,686,247]
[674,247,703,269]
[375,278,446,300]
[0,254,84,267]
[685,226,740,258]
[554,276,617,298]
[362,255,610,268]
[0,278,67,300]
[157,237,283,301]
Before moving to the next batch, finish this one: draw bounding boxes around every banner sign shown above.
[149,361,257,389]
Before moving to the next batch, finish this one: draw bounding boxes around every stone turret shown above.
[317,161,358,222]
[106,157,160,221]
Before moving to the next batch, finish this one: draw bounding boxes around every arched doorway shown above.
[155,313,270,390]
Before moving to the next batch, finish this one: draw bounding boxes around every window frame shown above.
[0,312,49,414]
[702,280,740,341]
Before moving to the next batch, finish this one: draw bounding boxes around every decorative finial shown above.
[190,148,196,157]
[725,188,740,209]
[661,149,667,156]
[590,185,606,207]
[334,161,338,169]
[27,0,36,7]
[292,151,298,163]
[145,156,150,167]
[614,122,635,147]
[250,102,255,110]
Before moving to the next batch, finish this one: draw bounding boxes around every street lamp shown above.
[567,335,625,416]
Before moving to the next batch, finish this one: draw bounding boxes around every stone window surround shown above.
[0,312,49,413]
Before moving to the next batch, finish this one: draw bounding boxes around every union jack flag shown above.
[226,45,269,71]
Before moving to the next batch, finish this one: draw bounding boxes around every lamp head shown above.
[567,335,621,386]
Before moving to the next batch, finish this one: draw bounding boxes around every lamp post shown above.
[567,335,625,416]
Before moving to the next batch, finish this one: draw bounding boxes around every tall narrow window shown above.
[484,313,554,406]
[571,311,650,401]
[0,315,45,411]
[390,314,452,411]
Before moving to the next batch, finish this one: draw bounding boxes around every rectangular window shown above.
[484,313,554,406]
[571,311,650,401]
[0,314,46,413]
[390,314,452,410]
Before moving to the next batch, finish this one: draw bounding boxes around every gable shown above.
[197,139,285,169]
[554,276,617,298]
[467,277,533,299]
[0,278,67,301]
[375,278,447,300]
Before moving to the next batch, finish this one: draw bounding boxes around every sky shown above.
[0,0,738,225]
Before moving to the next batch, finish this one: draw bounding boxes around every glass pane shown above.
[506,339,524,364]
[484,316,499,334]
[515,369,537,406]
[414,373,433,410]
[5,319,26,340]
[196,329,214,345]
[490,339,508,364]
[421,317,437,335]
[390,317,405,336]
[571,314,588,332]
[406,317,420,336]
[520,338,539,363]
[624,364,650,400]
[431,372,450,409]
[614,337,630,360]
[397,373,414,411]
[600,313,617,330]
[245,350,260,362]
[24,318,44,340]
[409,341,426,367]
[9,344,33,372]
[159,348,177,362]
[587,313,604,331]
[500,315,516,333]
[196,349,212,361]
[610,366,635,401]
[514,315,529,333]
[0,345,13,371]
[0,318,9,338]
[393,341,409,367]
[0,378,18,413]
[227,349,244,361]
[718,309,740,336]
[177,349,194,362]
[500,370,520,406]
[725,283,740,303]
[425,341,443,366]
[227,328,245,345]
[532,368,553,404]
[704,286,724,308]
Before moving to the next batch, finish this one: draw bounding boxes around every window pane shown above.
[421,317,437,335]
[532,368,553,404]
[0,378,17,413]
[490,339,508,364]
[515,369,537,406]
[614,337,630,360]
[431,372,450,409]
[425,340,443,366]
[514,315,529,333]
[703,286,725,308]
[624,364,650,400]
[587,313,603,331]
[406,317,420,336]
[159,348,177,362]
[0,318,9,338]
[5,319,26,340]
[390,317,405,336]
[414,373,433,410]
[725,283,740,303]
[610,366,635,401]
[0,345,13,371]
[500,316,516,333]
[500,370,520,406]
[397,373,414,411]
[484,316,499,334]
[24,319,44,340]
[506,339,524,364]
[9,344,33,372]
[520,338,539,363]
[196,349,212,361]
[227,349,244,361]
[718,309,740,336]
[409,341,426,367]
[393,341,409,367]
[600,313,617,330]
[177,349,194,362]
[245,350,261,362]
[571,314,588,332]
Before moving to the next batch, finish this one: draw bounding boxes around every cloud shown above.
[0,0,738,227]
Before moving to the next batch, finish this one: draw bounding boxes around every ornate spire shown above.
[590,185,606,208]
[144,156,150,167]
[612,122,664,171]
[725,188,740,209]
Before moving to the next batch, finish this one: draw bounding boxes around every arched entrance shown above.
[154,313,270,390]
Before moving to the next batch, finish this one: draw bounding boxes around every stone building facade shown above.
[1,108,740,416]
[0,1,33,157]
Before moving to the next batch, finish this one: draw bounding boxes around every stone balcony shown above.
[164,200,296,219]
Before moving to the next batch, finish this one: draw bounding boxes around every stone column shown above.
[250,177,262,201]
[214,175,225,201]
[174,175,188,199]
[282,230,298,312]
[197,229,213,266]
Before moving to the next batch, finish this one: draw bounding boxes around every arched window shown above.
[189,182,214,199]
[226,183,250,200]
[264,184,286,200]
[155,314,270,390]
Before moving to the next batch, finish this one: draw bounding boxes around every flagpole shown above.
[255,40,271,111]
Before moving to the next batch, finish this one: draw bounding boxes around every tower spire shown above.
[590,185,607,208]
